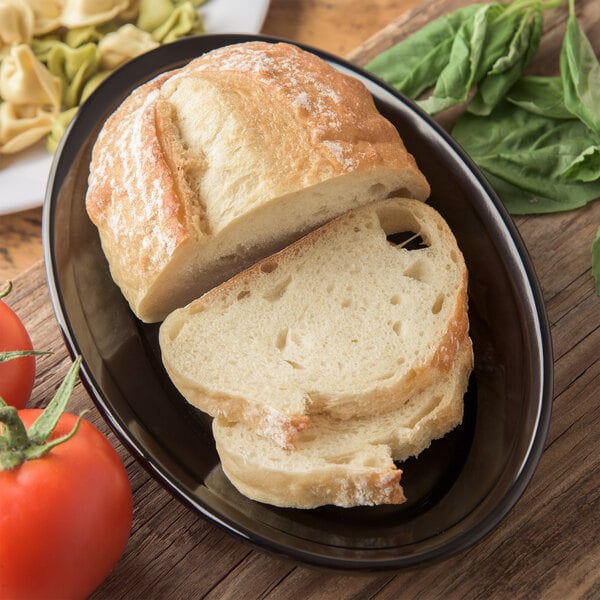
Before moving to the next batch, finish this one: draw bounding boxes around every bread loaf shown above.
[213,341,473,508]
[86,41,430,322]
[159,197,470,449]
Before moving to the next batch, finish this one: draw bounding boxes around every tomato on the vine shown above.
[0,282,37,409]
[0,358,133,600]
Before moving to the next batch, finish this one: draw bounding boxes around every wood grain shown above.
[262,0,421,56]
[2,0,600,597]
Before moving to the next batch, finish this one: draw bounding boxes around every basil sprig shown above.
[366,0,600,294]
[367,0,561,116]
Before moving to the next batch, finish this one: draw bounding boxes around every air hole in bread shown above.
[431,294,445,315]
[390,295,400,305]
[341,298,351,308]
[392,321,402,336]
[275,328,288,351]
[263,275,292,302]
[386,230,428,250]
[369,183,386,197]
[284,359,304,370]
[403,260,426,282]
[387,186,410,198]
[260,260,278,273]
[237,290,250,300]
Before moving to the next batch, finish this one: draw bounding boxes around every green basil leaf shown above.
[481,170,600,214]
[365,4,484,99]
[506,76,574,119]
[560,1,600,136]
[487,14,533,74]
[593,226,600,295]
[561,145,600,182]
[418,4,499,114]
[468,11,543,116]
[454,98,565,155]
[453,101,600,214]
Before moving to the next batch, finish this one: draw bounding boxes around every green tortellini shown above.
[46,42,100,108]
[45,105,78,153]
[64,25,107,48]
[137,0,205,43]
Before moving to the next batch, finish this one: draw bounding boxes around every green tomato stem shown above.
[28,356,82,443]
[0,350,51,363]
[0,281,12,300]
[0,357,85,471]
[0,406,31,469]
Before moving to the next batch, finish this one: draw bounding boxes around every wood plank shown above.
[262,0,421,56]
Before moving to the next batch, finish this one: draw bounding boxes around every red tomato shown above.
[0,298,36,409]
[0,411,133,600]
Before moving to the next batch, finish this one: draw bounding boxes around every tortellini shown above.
[0,44,61,154]
[21,0,63,36]
[0,0,35,58]
[137,0,204,43]
[60,0,129,29]
[45,105,77,153]
[0,0,207,156]
[46,41,100,107]
[0,44,61,108]
[0,101,56,153]
[98,24,158,70]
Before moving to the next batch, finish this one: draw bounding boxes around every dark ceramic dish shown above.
[43,34,553,571]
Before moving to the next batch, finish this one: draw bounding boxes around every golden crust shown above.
[85,41,430,322]
[86,71,190,308]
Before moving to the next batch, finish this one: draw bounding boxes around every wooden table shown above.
[2,1,599,598]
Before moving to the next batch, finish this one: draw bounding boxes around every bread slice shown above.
[212,341,473,508]
[159,197,469,448]
[86,41,430,322]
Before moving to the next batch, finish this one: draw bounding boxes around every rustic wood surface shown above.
[2,0,600,598]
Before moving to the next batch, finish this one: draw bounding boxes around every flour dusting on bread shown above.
[86,41,430,323]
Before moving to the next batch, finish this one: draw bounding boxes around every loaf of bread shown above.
[159,197,470,449]
[86,41,430,322]
[213,341,473,508]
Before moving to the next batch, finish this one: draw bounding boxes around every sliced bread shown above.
[212,341,473,508]
[86,41,430,322]
[159,197,469,449]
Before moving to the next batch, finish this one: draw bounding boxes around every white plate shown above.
[0,0,271,216]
